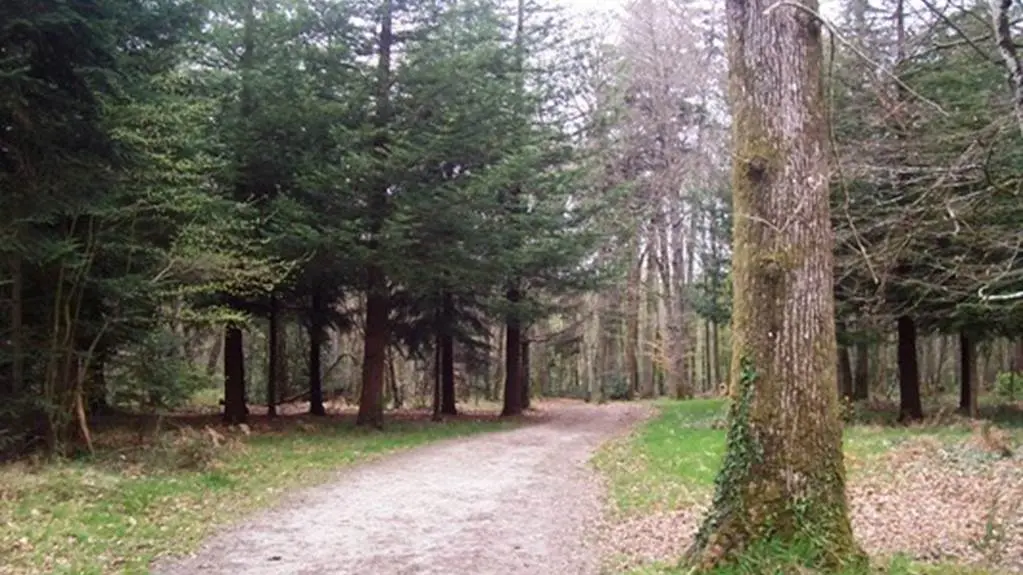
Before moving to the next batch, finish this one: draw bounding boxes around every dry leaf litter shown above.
[598,434,1023,573]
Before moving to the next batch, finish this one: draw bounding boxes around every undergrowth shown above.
[0,415,512,575]
[594,398,1022,575]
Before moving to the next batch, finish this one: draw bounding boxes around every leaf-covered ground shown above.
[0,406,516,575]
[593,399,1023,575]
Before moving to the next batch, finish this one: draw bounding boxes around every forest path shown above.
[151,401,651,575]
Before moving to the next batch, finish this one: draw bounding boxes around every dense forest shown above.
[2,0,1022,458]
[3,0,1023,573]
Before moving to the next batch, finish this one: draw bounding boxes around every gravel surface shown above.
[151,401,650,575]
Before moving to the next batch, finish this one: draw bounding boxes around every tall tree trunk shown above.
[838,345,854,400]
[267,293,279,417]
[441,294,456,415]
[356,0,393,429]
[432,334,442,421]
[959,330,977,417]
[624,248,642,399]
[9,255,24,396]
[308,290,326,416]
[521,336,531,408]
[853,341,869,400]
[703,318,713,392]
[687,0,862,567]
[641,243,658,398]
[1015,338,1023,372]
[388,345,402,409]
[501,288,524,416]
[223,325,247,425]
[896,316,923,422]
[276,318,289,400]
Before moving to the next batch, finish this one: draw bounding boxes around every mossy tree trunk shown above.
[686,0,863,569]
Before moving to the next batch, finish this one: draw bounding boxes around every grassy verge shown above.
[594,398,1021,575]
[1,414,514,575]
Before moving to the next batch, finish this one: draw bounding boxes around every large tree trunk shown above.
[357,283,388,427]
[223,325,247,425]
[308,290,326,416]
[896,316,923,422]
[501,288,524,416]
[356,0,393,428]
[687,0,862,568]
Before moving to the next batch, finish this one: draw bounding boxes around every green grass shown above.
[0,415,513,575]
[594,398,1018,575]
[615,554,998,575]
[594,398,993,516]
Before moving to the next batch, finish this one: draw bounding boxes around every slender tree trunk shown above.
[356,0,393,429]
[838,346,854,400]
[432,334,442,421]
[897,316,923,422]
[267,293,279,417]
[9,255,24,395]
[703,318,713,392]
[853,341,869,400]
[521,336,531,408]
[625,248,642,399]
[687,0,862,567]
[959,330,977,417]
[308,290,326,416]
[223,325,247,425]
[441,294,457,415]
[1015,338,1023,372]
[502,288,524,416]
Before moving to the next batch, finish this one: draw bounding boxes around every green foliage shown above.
[107,329,215,410]
[994,372,1023,402]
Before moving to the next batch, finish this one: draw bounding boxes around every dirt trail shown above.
[151,401,649,575]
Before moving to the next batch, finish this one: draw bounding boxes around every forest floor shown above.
[1,402,522,574]
[147,400,650,575]
[594,398,1023,575]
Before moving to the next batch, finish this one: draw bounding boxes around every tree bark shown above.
[267,293,279,417]
[356,0,393,429]
[223,325,247,425]
[896,316,923,422]
[308,290,326,416]
[521,336,531,409]
[1015,338,1023,373]
[687,0,862,568]
[432,334,442,421]
[853,341,869,400]
[959,330,977,417]
[501,288,524,416]
[624,248,642,399]
[838,345,854,400]
[441,294,457,415]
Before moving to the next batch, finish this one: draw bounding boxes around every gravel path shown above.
[151,401,650,575]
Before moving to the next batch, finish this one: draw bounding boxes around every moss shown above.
[686,358,866,573]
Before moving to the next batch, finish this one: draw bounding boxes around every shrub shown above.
[994,371,1022,401]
